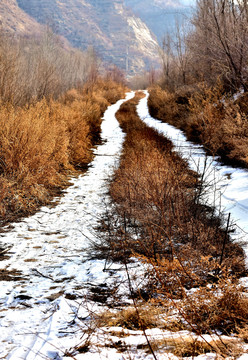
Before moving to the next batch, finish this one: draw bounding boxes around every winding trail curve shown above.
[0,92,134,359]
[138,90,248,264]
[1,90,248,360]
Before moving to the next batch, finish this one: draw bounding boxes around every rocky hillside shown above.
[14,0,160,74]
[0,0,43,37]
[124,0,193,43]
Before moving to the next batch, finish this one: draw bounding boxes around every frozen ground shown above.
[138,90,248,265]
[0,91,247,360]
[0,92,136,359]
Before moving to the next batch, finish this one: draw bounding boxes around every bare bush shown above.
[148,83,248,168]
[0,28,99,105]
[188,0,248,91]
[0,79,126,225]
[90,93,247,358]
[0,26,127,225]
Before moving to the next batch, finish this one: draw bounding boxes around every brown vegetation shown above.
[148,0,248,168]
[0,79,125,226]
[0,30,126,226]
[90,93,247,358]
[182,279,248,335]
[97,306,160,330]
[107,93,245,276]
[159,0,248,92]
[148,84,248,168]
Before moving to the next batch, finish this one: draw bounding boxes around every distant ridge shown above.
[124,0,193,43]
[14,0,160,74]
[0,0,43,37]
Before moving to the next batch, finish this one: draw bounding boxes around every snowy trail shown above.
[0,92,135,359]
[137,90,248,264]
[1,90,247,360]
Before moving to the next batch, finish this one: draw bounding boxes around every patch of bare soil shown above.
[0,268,25,281]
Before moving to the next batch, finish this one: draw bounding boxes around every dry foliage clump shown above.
[94,299,245,358]
[171,337,242,359]
[148,84,248,168]
[91,92,247,358]
[97,306,161,330]
[147,85,189,128]
[182,279,248,335]
[0,79,126,225]
[105,93,245,278]
[0,29,127,226]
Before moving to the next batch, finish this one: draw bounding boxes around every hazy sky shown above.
[181,0,195,5]
[156,0,195,7]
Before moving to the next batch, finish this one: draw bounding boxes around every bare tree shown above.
[188,0,248,91]
[86,46,101,85]
[0,27,99,105]
[174,19,190,86]
[159,33,175,89]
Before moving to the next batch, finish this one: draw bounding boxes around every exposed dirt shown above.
[0,268,25,281]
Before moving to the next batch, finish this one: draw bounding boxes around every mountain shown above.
[0,0,43,37]
[14,0,160,74]
[124,0,193,43]
[0,0,193,74]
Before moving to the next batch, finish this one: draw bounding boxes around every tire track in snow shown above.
[137,90,248,264]
[0,92,135,359]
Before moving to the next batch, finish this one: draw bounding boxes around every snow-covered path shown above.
[0,92,135,359]
[1,90,248,360]
[137,90,248,264]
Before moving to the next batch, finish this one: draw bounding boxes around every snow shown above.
[0,90,247,360]
[137,90,248,264]
[0,92,136,359]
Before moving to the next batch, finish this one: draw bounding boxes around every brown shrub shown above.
[97,306,159,330]
[147,85,194,132]
[171,337,242,358]
[147,86,179,124]
[148,84,248,168]
[0,79,126,226]
[91,92,247,357]
[90,92,246,277]
[0,100,69,185]
[222,107,248,165]
[182,279,248,335]
[109,101,245,277]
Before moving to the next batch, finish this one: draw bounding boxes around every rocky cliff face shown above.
[15,0,160,74]
[124,0,192,43]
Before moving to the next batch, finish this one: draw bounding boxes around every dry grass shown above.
[97,306,161,330]
[95,302,245,358]
[187,86,248,168]
[168,337,242,358]
[182,280,248,335]
[91,92,247,358]
[105,93,245,278]
[130,336,243,358]
[0,79,126,226]
[147,85,190,129]
[0,30,127,227]
[148,84,248,168]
